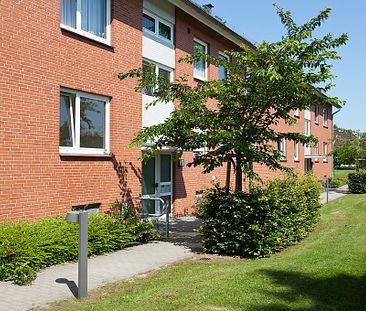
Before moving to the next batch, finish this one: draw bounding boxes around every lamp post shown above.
[66,210,89,300]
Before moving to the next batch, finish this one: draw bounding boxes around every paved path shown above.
[320,185,349,204]
[0,242,193,311]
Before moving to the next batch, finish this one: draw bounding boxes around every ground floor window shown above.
[59,88,110,155]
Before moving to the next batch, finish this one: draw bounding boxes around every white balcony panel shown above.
[142,95,174,128]
[143,36,175,69]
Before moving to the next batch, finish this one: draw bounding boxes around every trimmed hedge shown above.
[0,213,156,285]
[199,175,322,258]
[348,171,366,193]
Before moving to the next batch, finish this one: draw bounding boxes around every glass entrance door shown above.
[141,154,172,215]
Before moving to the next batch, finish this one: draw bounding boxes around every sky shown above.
[195,0,366,131]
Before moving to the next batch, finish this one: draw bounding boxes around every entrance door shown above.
[142,154,172,215]
[304,158,313,173]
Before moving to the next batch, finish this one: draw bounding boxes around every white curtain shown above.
[81,0,106,38]
[61,0,76,28]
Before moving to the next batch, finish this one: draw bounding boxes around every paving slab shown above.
[0,242,193,311]
[320,185,349,204]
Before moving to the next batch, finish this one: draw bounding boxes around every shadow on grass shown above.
[251,269,366,310]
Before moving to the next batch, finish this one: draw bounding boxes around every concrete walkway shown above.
[320,185,349,204]
[0,242,193,311]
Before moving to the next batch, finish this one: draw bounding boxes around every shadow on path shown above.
[156,217,202,253]
[55,278,78,298]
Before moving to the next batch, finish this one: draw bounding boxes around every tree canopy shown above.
[118,4,348,192]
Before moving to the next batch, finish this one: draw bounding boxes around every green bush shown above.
[348,171,366,193]
[328,177,343,188]
[199,175,322,258]
[0,212,156,285]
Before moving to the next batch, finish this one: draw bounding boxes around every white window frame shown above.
[60,0,111,45]
[278,137,286,161]
[294,109,300,117]
[305,119,311,136]
[142,59,173,99]
[218,52,230,80]
[314,142,319,162]
[142,10,174,44]
[193,38,208,81]
[294,142,299,161]
[323,142,328,162]
[314,105,319,124]
[323,108,328,127]
[59,88,110,156]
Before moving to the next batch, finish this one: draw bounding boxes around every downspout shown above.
[331,107,342,177]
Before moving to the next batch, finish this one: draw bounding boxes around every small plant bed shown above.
[0,210,156,285]
[39,194,366,311]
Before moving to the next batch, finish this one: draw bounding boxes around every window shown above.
[193,39,208,81]
[218,52,229,80]
[323,108,328,127]
[278,138,286,161]
[60,0,111,44]
[60,89,110,155]
[294,142,299,161]
[314,142,319,162]
[142,60,172,97]
[294,109,300,117]
[305,119,311,136]
[323,143,328,162]
[142,11,173,43]
[314,105,319,124]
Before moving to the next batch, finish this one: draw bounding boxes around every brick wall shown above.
[0,0,144,221]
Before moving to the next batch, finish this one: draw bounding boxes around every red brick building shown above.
[0,0,337,221]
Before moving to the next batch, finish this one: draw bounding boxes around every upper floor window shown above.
[323,142,328,162]
[323,108,328,127]
[142,60,173,97]
[305,119,311,136]
[143,11,173,43]
[294,108,300,117]
[193,39,208,81]
[314,105,319,124]
[60,0,111,45]
[60,88,110,155]
[278,137,286,161]
[218,52,229,80]
[294,142,299,161]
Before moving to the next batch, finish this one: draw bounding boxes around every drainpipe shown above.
[331,107,342,177]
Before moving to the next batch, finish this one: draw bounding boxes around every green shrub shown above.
[198,175,322,258]
[348,171,366,193]
[328,177,343,188]
[0,212,156,285]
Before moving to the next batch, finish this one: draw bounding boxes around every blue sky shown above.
[195,0,366,131]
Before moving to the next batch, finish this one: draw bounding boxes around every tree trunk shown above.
[235,156,243,192]
[225,159,231,194]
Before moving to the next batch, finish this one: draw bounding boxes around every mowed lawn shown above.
[44,195,366,311]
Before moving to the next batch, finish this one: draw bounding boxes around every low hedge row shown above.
[348,171,366,193]
[0,212,156,285]
[199,175,322,258]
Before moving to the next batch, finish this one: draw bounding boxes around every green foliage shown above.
[348,171,366,194]
[334,129,366,167]
[199,175,322,257]
[119,5,347,191]
[328,177,343,188]
[0,213,156,285]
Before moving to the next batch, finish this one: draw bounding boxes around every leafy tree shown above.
[119,4,348,192]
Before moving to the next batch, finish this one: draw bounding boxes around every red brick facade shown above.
[0,1,333,221]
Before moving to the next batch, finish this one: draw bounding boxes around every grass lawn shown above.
[43,195,366,311]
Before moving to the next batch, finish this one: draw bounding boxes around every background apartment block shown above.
[0,0,334,221]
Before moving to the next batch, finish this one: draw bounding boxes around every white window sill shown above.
[59,148,111,157]
[61,24,111,46]
[193,74,207,81]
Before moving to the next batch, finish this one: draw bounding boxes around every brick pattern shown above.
[0,3,333,220]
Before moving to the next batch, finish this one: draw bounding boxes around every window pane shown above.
[160,155,171,182]
[218,54,228,80]
[60,93,75,147]
[159,22,171,40]
[81,0,106,38]
[142,61,156,96]
[80,97,105,149]
[194,41,206,78]
[158,68,170,81]
[143,14,155,32]
[61,0,77,28]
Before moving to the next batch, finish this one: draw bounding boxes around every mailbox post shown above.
[66,210,88,300]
